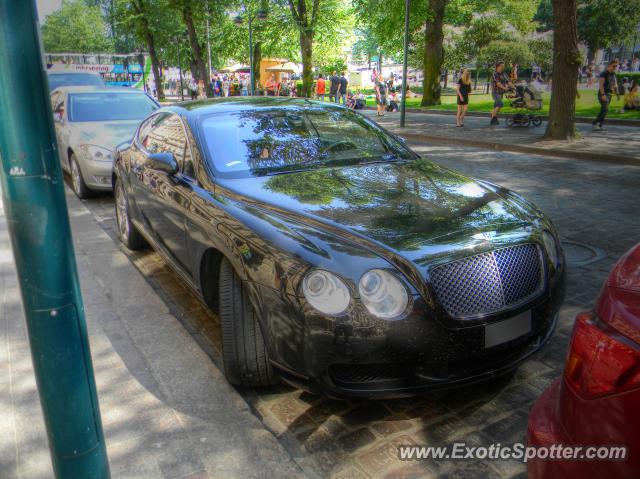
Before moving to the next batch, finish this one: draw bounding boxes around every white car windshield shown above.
[69,92,157,122]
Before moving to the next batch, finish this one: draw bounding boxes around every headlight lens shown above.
[542,231,559,267]
[358,269,409,319]
[302,270,350,315]
[79,144,113,163]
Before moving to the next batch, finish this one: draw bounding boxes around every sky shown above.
[36,0,62,21]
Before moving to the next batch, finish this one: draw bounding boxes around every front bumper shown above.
[258,261,566,399]
[79,158,113,191]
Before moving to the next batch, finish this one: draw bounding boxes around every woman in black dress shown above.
[456,69,471,127]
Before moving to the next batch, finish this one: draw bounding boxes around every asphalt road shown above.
[81,140,639,479]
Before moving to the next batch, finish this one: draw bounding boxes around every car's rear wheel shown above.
[219,257,277,388]
[114,178,146,250]
[70,154,91,199]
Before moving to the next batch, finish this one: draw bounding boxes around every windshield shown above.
[48,73,104,91]
[199,106,417,177]
[69,92,158,122]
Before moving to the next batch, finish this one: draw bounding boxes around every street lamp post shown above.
[234,7,267,96]
[400,0,411,128]
[177,33,185,101]
[0,1,110,477]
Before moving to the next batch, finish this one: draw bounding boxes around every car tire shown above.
[70,154,91,199]
[219,257,278,388]
[114,178,146,251]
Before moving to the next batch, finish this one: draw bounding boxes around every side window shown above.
[139,113,195,179]
[182,141,195,179]
[137,114,162,151]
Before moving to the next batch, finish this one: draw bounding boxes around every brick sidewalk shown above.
[363,110,640,165]
[0,190,302,479]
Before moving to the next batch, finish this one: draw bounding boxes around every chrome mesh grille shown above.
[430,244,544,318]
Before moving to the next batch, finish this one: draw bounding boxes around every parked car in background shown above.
[47,71,105,91]
[51,86,159,198]
[528,243,640,478]
[113,97,565,398]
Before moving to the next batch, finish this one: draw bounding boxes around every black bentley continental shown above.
[112,97,566,398]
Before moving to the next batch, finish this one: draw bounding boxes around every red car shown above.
[527,244,640,478]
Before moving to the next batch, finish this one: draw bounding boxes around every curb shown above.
[396,131,640,166]
[364,106,640,127]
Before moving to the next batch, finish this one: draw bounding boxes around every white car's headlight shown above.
[542,231,560,267]
[358,269,409,319]
[79,144,113,163]
[302,270,350,315]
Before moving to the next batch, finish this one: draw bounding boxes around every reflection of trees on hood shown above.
[265,169,373,205]
[265,158,531,252]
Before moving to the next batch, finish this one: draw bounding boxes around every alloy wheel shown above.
[115,182,129,241]
[71,160,81,195]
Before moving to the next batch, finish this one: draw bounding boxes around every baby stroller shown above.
[505,81,543,127]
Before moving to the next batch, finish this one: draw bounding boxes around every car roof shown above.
[163,97,344,119]
[52,86,149,95]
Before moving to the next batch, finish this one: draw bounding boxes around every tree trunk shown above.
[253,41,262,91]
[144,29,165,100]
[544,0,580,140]
[183,4,213,97]
[131,1,164,101]
[299,32,313,97]
[421,0,446,106]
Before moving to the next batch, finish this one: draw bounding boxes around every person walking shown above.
[316,74,326,101]
[456,69,471,127]
[374,74,387,117]
[593,59,619,130]
[338,72,348,104]
[490,61,511,125]
[329,71,340,103]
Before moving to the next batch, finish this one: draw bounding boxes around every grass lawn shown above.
[364,92,640,120]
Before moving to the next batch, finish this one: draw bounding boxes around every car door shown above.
[133,112,193,274]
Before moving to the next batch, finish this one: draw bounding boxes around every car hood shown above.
[70,120,141,150]
[221,159,543,260]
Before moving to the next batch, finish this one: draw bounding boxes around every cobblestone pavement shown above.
[82,142,639,479]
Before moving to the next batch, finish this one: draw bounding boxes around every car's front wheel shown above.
[69,154,91,199]
[114,178,146,250]
[219,257,277,388]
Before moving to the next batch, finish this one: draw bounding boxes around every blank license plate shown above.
[484,310,532,348]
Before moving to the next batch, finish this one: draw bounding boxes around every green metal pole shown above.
[0,2,110,478]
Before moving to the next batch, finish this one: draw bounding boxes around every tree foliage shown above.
[478,40,534,68]
[577,0,640,59]
[42,0,114,53]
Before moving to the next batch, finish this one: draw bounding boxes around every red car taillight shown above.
[565,312,640,399]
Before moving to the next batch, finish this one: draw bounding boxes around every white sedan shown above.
[50,86,159,198]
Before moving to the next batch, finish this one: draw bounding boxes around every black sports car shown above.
[113,98,566,398]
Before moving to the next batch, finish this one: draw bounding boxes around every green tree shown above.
[578,0,640,61]
[171,0,214,97]
[545,0,580,139]
[286,0,321,97]
[528,37,553,73]
[42,0,114,53]
[477,40,534,70]
[114,0,177,100]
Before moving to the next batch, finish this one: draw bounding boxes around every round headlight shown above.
[542,231,559,267]
[302,270,350,315]
[358,269,409,319]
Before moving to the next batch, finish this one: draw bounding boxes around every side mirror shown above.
[146,152,178,175]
